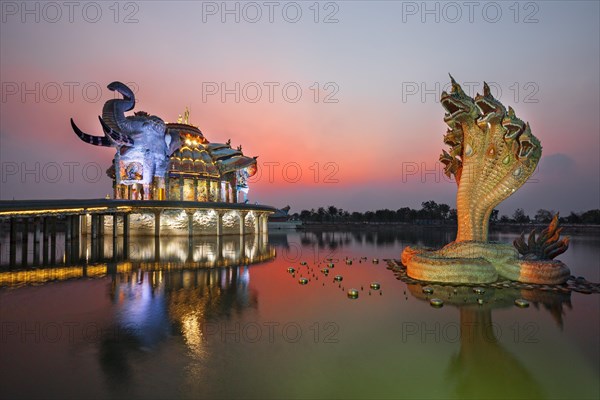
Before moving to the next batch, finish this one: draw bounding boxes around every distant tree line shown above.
[292,201,600,225]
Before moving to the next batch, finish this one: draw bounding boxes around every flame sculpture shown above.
[401,75,570,284]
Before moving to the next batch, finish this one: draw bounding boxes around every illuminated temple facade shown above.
[110,121,257,203]
[69,81,258,204]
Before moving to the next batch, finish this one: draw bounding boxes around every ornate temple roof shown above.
[166,122,257,179]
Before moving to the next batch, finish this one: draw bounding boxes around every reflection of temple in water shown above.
[99,263,259,387]
[0,234,274,287]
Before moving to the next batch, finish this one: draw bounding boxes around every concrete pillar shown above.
[42,217,49,265]
[33,217,40,265]
[73,215,80,243]
[179,176,184,201]
[81,213,88,237]
[187,210,194,239]
[65,215,72,242]
[21,218,29,266]
[50,217,57,264]
[239,234,246,262]
[216,235,223,260]
[187,233,194,263]
[91,214,98,240]
[239,212,247,236]
[123,213,130,258]
[9,218,16,267]
[154,235,160,262]
[154,210,161,238]
[253,212,260,235]
[262,213,269,234]
[65,218,72,266]
[154,210,161,261]
[98,215,105,236]
[216,211,223,236]
[112,213,118,260]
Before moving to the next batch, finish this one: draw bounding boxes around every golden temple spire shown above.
[177,106,191,124]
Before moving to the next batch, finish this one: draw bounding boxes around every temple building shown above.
[110,119,257,203]
[69,81,258,204]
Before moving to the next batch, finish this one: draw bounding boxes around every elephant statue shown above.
[71,81,180,199]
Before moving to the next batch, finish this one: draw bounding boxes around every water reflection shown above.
[290,228,457,250]
[405,284,573,398]
[0,234,274,287]
[0,229,597,399]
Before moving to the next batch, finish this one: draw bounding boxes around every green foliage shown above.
[295,204,599,225]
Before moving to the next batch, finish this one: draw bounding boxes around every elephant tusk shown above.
[70,118,113,147]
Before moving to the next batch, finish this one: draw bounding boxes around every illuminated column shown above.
[9,218,16,267]
[179,176,184,200]
[123,213,130,258]
[73,215,81,243]
[50,217,57,264]
[32,217,39,265]
[239,211,247,236]
[154,209,162,262]
[65,215,72,242]
[91,214,98,239]
[154,210,161,238]
[81,213,88,237]
[21,218,29,266]
[216,234,223,259]
[98,215,105,236]
[153,177,166,200]
[216,210,223,236]
[257,218,263,253]
[253,212,260,235]
[206,180,210,202]
[239,234,246,262]
[220,181,226,202]
[71,215,81,258]
[112,213,118,260]
[112,214,118,238]
[186,210,194,238]
[42,217,49,265]
[64,218,71,265]
[187,210,194,263]
[263,213,269,234]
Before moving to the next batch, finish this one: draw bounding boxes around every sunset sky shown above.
[1,1,598,216]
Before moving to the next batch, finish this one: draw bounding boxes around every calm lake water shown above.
[0,228,598,399]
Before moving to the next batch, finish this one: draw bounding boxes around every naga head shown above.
[475,82,506,125]
[438,75,543,242]
[441,74,480,125]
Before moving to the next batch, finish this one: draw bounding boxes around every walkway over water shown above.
[0,199,275,268]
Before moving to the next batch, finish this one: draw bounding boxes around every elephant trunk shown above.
[102,81,135,133]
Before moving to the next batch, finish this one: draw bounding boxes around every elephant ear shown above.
[166,130,182,156]
[99,116,134,146]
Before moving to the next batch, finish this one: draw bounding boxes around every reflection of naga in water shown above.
[406,284,572,398]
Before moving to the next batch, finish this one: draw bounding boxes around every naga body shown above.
[401,76,570,284]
